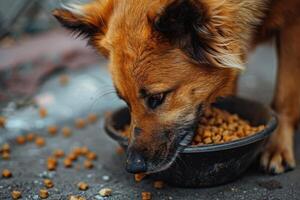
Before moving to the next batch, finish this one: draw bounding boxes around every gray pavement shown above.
[1,42,300,200]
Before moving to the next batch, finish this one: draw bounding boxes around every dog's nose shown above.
[126,150,147,173]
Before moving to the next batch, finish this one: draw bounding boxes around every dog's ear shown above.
[154,0,244,70]
[52,0,114,48]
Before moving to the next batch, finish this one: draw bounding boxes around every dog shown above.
[53,0,300,175]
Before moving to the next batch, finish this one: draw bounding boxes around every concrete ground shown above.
[1,41,300,199]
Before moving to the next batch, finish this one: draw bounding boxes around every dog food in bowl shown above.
[105,97,277,187]
[193,107,265,145]
[120,106,265,146]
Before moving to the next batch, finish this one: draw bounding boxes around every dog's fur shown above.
[53,0,300,174]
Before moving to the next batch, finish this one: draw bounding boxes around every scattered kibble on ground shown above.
[2,169,12,178]
[39,189,49,199]
[86,152,97,161]
[77,182,89,191]
[83,160,93,169]
[62,127,72,137]
[69,195,86,200]
[73,147,82,156]
[87,113,98,124]
[11,190,22,199]
[48,125,58,135]
[35,137,46,147]
[80,146,89,156]
[64,158,73,168]
[99,188,112,197]
[67,152,78,161]
[0,116,6,128]
[26,133,36,141]
[39,107,48,118]
[47,157,57,171]
[141,192,151,200]
[2,152,10,160]
[1,143,10,152]
[75,119,86,129]
[153,181,164,189]
[16,135,26,145]
[135,173,146,182]
[44,179,54,188]
[53,149,65,158]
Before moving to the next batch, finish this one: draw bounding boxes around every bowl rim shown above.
[104,97,278,154]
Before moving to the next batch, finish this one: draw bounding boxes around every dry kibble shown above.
[47,157,57,165]
[64,158,73,168]
[11,190,22,199]
[203,137,213,144]
[47,162,56,171]
[39,189,49,199]
[53,149,65,158]
[67,153,78,161]
[35,137,46,147]
[0,116,6,128]
[223,135,231,142]
[77,182,89,191]
[212,135,222,143]
[203,130,212,138]
[87,113,98,124]
[47,157,57,171]
[192,107,265,146]
[2,169,12,178]
[1,143,10,153]
[135,173,146,182]
[141,192,151,200]
[69,196,86,200]
[16,135,26,145]
[48,125,58,135]
[44,179,54,188]
[62,127,72,137]
[73,147,82,156]
[86,152,97,160]
[153,181,164,189]
[99,188,112,197]
[258,125,265,132]
[80,147,89,156]
[75,119,86,129]
[2,152,10,160]
[26,133,36,142]
[39,107,48,118]
[83,160,94,169]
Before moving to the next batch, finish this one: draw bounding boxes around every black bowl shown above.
[104,97,278,187]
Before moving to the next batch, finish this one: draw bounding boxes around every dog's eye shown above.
[146,93,165,110]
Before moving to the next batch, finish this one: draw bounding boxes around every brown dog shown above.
[53,0,300,174]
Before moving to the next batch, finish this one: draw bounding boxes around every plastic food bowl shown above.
[104,97,278,187]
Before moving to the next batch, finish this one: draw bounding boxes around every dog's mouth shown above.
[145,127,196,174]
[145,106,203,174]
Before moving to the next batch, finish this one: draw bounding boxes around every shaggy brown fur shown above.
[53,0,300,174]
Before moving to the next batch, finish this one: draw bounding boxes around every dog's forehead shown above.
[105,0,201,97]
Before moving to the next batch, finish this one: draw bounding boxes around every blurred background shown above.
[0,0,124,143]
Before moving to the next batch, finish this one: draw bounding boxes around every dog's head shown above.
[53,0,265,173]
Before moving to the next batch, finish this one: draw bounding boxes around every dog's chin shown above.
[145,130,195,174]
